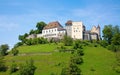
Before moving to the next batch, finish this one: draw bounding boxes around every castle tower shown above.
[65,20,85,39]
[65,20,72,37]
[97,25,101,40]
[90,25,101,40]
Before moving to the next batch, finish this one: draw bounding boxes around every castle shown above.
[27,20,101,40]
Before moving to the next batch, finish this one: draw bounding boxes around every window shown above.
[55,29,57,31]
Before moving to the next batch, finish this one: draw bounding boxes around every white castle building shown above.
[42,21,66,40]
[27,20,101,40]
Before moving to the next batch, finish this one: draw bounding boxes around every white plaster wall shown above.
[71,22,83,39]
[42,28,58,38]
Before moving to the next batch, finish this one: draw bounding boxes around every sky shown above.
[0,0,120,48]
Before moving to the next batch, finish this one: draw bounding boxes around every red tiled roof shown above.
[43,21,63,29]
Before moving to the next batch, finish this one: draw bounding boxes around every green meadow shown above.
[0,43,119,75]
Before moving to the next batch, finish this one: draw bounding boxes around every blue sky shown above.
[0,0,120,48]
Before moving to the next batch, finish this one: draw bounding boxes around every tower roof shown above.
[65,20,72,25]
[97,24,100,28]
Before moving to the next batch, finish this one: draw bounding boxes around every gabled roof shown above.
[43,21,63,30]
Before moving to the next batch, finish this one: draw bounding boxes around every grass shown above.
[3,43,72,75]
[5,52,71,75]
[81,46,119,75]
[17,43,58,53]
[0,43,119,75]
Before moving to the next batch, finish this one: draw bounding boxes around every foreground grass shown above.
[81,46,119,75]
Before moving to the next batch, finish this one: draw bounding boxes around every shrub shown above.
[70,56,83,65]
[77,49,84,56]
[12,48,19,56]
[90,67,95,71]
[61,63,81,75]
[114,66,120,73]
[0,56,7,72]
[99,40,108,48]
[94,44,98,47]
[63,35,73,46]
[9,61,18,74]
[14,42,23,48]
[0,44,9,56]
[61,67,69,75]
[107,44,116,52]
[19,59,36,75]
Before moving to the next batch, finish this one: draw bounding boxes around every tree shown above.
[102,25,120,45]
[102,25,113,44]
[113,25,120,34]
[0,44,9,56]
[18,33,28,43]
[112,33,120,45]
[14,42,23,48]
[29,29,35,35]
[36,21,47,33]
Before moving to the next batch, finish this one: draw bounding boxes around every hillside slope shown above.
[81,46,119,75]
[0,44,119,75]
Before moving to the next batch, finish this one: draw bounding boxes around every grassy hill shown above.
[0,43,119,75]
[81,46,119,75]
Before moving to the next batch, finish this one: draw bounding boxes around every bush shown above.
[99,40,108,48]
[107,45,116,52]
[14,42,23,48]
[77,49,84,56]
[12,48,19,56]
[114,66,120,73]
[70,56,83,65]
[94,44,98,47]
[90,67,95,71]
[58,45,66,52]
[9,61,18,74]
[0,44,9,56]
[61,63,81,75]
[0,56,7,72]
[73,40,83,49]
[61,67,69,75]
[19,59,36,75]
